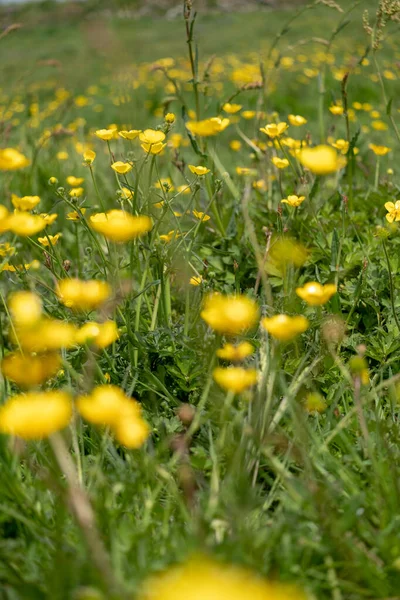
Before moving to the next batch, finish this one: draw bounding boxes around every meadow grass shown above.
[1,1,400,598]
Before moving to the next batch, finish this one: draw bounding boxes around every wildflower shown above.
[230,140,242,151]
[57,151,69,160]
[1,351,61,387]
[38,233,62,247]
[213,367,258,394]
[66,176,84,187]
[137,556,307,600]
[189,275,202,286]
[261,314,309,341]
[384,201,400,223]
[281,195,305,207]
[67,208,86,221]
[2,261,40,273]
[189,165,210,176]
[49,177,58,185]
[331,139,349,154]
[372,120,388,131]
[305,392,326,413]
[369,144,391,156]
[298,145,346,175]
[329,105,344,115]
[236,167,257,176]
[118,129,141,139]
[296,282,337,305]
[57,278,111,311]
[95,129,115,141]
[259,122,288,138]
[75,321,119,348]
[288,114,307,126]
[217,342,254,362]
[69,187,84,198]
[241,110,256,119]
[253,179,267,192]
[90,210,152,242]
[0,148,30,171]
[83,149,96,164]
[15,319,77,352]
[165,113,175,123]
[139,129,166,145]
[177,184,191,195]
[121,187,134,200]
[40,213,58,226]
[0,391,72,439]
[11,194,40,211]
[272,157,289,169]
[6,212,47,236]
[192,210,210,222]
[9,291,42,327]
[159,230,180,243]
[115,415,150,449]
[111,161,133,174]
[222,103,242,114]
[201,294,259,335]
[0,242,15,257]
[141,140,166,154]
[186,117,230,137]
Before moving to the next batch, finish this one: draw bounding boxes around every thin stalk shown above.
[382,239,400,335]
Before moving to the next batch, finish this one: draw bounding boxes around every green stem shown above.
[382,239,400,335]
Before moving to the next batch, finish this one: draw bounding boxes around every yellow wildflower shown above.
[296,282,337,306]
[189,165,210,176]
[69,187,84,197]
[298,145,346,175]
[7,212,47,236]
[216,341,254,362]
[259,122,288,138]
[230,140,242,151]
[1,352,61,388]
[384,201,400,223]
[111,161,133,174]
[0,148,30,171]
[201,294,259,335]
[192,209,210,221]
[66,176,84,186]
[329,105,344,115]
[95,129,115,141]
[40,213,58,226]
[90,210,152,242]
[222,103,242,114]
[213,367,258,394]
[38,233,62,247]
[261,314,309,341]
[369,144,391,156]
[189,275,203,286]
[15,319,77,352]
[9,290,42,327]
[288,114,307,126]
[83,149,96,164]
[11,194,40,211]
[118,129,141,140]
[121,187,134,200]
[75,321,119,348]
[281,195,305,207]
[272,157,289,169]
[165,113,175,123]
[186,117,230,137]
[56,279,111,311]
[67,208,86,221]
[331,139,349,154]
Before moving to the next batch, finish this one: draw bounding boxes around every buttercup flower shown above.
[298,145,346,175]
[281,195,305,207]
[95,129,115,141]
[121,187,134,200]
[331,139,349,154]
[40,213,58,226]
[261,314,309,341]
[369,144,391,156]
[11,194,40,211]
[296,282,337,305]
[201,294,259,335]
[213,367,258,394]
[38,233,62,247]
[222,103,242,114]
[111,161,133,174]
[67,208,86,221]
[189,275,203,286]
[57,279,111,311]
[192,210,210,222]
[15,319,77,352]
[186,117,230,137]
[272,157,289,169]
[0,391,72,439]
[69,187,84,198]
[1,352,61,387]
[165,113,175,123]
[329,105,344,115]
[0,148,30,171]
[9,290,42,327]
[76,321,119,348]
[259,122,288,138]
[66,176,84,186]
[288,114,307,126]
[384,201,400,223]
[189,165,210,176]
[90,210,152,242]
[119,129,141,140]
[83,149,96,164]
[7,212,47,236]
[216,342,254,362]
[139,129,166,145]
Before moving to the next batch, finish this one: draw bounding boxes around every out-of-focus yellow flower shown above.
[15,319,77,352]
[57,151,69,160]
[90,210,152,242]
[83,149,96,164]
[329,105,344,115]
[121,187,134,200]
[261,314,309,341]
[40,213,58,226]
[76,321,119,348]
[186,117,230,137]
[95,129,115,141]
[0,148,30,171]
[288,114,307,126]
[1,351,61,387]
[118,129,141,140]
[281,195,305,207]
[331,139,349,154]
[189,165,210,176]
[213,367,258,393]
[165,112,175,123]
[11,194,40,211]
[236,167,257,176]
[259,122,288,138]
[369,144,391,156]
[0,242,15,257]
[201,294,259,335]
[66,176,84,186]
[296,282,337,305]
[69,187,84,198]
[253,179,267,192]
[67,208,86,221]
[384,201,400,223]
[372,120,388,131]
[268,237,309,271]
[0,391,72,439]
[241,110,256,119]
[38,233,62,247]
[141,140,166,154]
[9,290,42,328]
[272,156,289,169]
[57,279,111,311]
[7,212,47,236]
[217,341,254,362]
[138,556,307,600]
[189,275,203,286]
[192,210,210,222]
[223,103,242,114]
[298,145,346,175]
[2,261,40,273]
[0,205,10,233]
[111,161,132,174]
[305,392,326,413]
[230,140,242,151]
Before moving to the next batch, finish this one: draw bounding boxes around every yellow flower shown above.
[67,208,86,221]
[177,184,191,195]
[261,314,309,341]
[141,141,166,155]
[7,212,47,236]
[159,230,180,243]
[296,282,337,306]
[272,157,289,169]
[38,233,62,247]
[114,415,150,449]
[56,278,111,311]
[189,275,203,286]
[189,165,210,176]
[0,242,15,257]
[138,556,306,600]
[216,341,254,362]
[305,392,326,413]
[372,120,388,131]
[40,213,58,226]
[201,294,259,335]
[288,114,307,126]
[69,187,84,198]
[213,367,258,394]
[369,144,391,156]
[0,391,71,440]
[230,140,242,151]
[165,113,176,123]
[9,291,42,327]
[2,261,40,273]
[186,117,230,137]
[95,129,115,141]
[139,129,166,145]
[121,187,134,200]
[298,145,346,175]
[281,195,305,207]
[384,201,400,223]
[66,176,84,186]
[83,149,96,164]
[222,103,242,114]
[0,148,30,171]
[118,129,141,140]
[192,209,210,222]
[259,122,289,138]
[253,179,267,192]
[236,167,257,176]
[0,205,10,233]
[331,139,349,154]
[329,105,344,115]
[57,151,69,160]
[15,319,77,352]
[111,161,133,174]
[1,351,61,388]
[11,194,40,211]
[75,321,119,348]
[90,210,152,242]
[241,110,256,119]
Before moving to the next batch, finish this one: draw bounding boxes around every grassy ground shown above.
[1,0,400,599]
